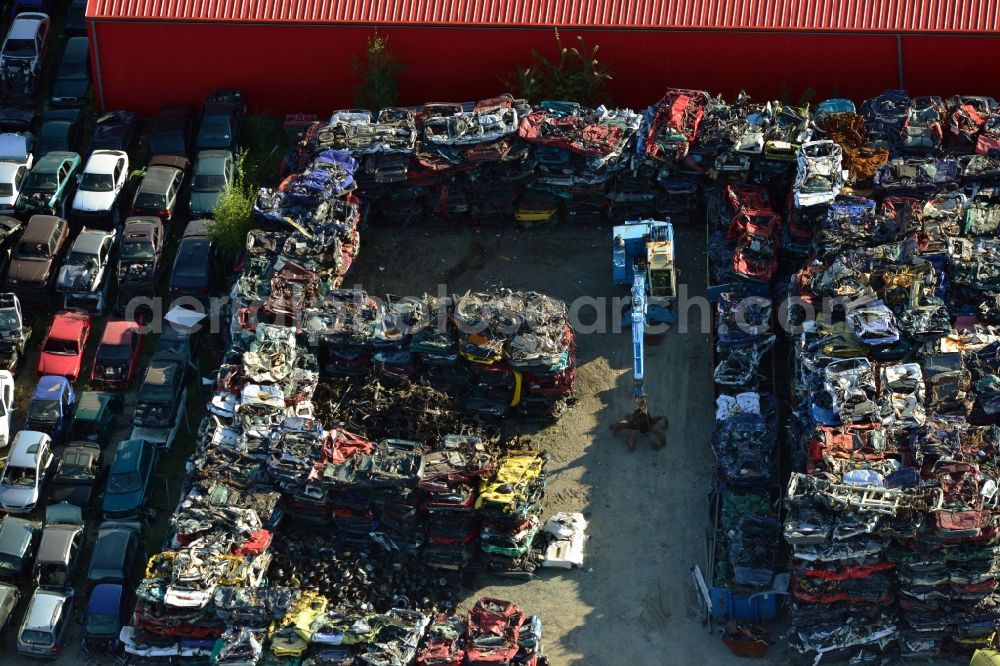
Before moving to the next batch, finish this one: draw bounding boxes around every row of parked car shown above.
[0,5,229,657]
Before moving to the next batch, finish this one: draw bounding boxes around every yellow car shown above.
[477,451,545,512]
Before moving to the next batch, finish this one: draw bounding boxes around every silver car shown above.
[17,586,74,658]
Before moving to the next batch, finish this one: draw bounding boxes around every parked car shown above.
[68,391,121,443]
[0,515,40,579]
[6,0,52,21]
[15,152,81,216]
[189,149,232,217]
[0,430,54,513]
[134,356,186,429]
[86,521,139,587]
[0,132,32,214]
[50,36,88,107]
[37,310,90,380]
[0,106,37,134]
[0,12,50,85]
[169,219,219,302]
[130,155,187,220]
[4,214,69,308]
[115,216,164,314]
[36,109,81,159]
[153,322,200,379]
[0,369,13,448]
[150,104,194,156]
[32,502,84,587]
[83,583,128,652]
[0,216,22,278]
[70,150,128,223]
[91,320,142,391]
[0,291,29,371]
[89,110,137,154]
[0,582,19,635]
[25,376,74,439]
[56,227,116,312]
[102,438,157,520]
[16,587,74,658]
[196,89,245,152]
[65,0,86,35]
[49,443,102,507]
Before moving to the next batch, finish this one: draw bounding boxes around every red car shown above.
[90,319,143,391]
[37,310,91,380]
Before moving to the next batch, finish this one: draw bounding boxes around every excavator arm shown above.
[631,267,648,404]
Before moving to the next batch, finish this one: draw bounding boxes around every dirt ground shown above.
[351,222,790,666]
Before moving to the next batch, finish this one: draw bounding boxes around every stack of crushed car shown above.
[780,90,1000,662]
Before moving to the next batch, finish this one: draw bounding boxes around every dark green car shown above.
[188,150,232,217]
[15,151,82,216]
[102,439,157,520]
[69,391,123,443]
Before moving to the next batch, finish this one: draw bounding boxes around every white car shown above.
[56,227,116,312]
[0,133,31,214]
[0,430,53,513]
[0,12,49,80]
[71,149,129,218]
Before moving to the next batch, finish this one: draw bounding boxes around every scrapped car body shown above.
[16,587,74,659]
[0,12,50,97]
[102,438,157,520]
[131,155,187,221]
[83,583,127,653]
[91,320,142,390]
[0,132,32,213]
[0,429,53,513]
[0,292,30,371]
[50,35,88,107]
[33,502,84,587]
[116,216,164,314]
[25,375,74,439]
[4,214,69,308]
[36,310,90,380]
[86,522,139,587]
[640,88,711,161]
[49,443,102,507]
[89,110,137,154]
[70,149,128,222]
[794,140,844,207]
[56,227,116,312]
[0,515,40,580]
[15,152,81,216]
[69,391,122,443]
[188,149,232,217]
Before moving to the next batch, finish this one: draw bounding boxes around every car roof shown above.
[87,583,123,613]
[34,152,77,171]
[0,517,38,554]
[21,215,62,241]
[0,133,28,162]
[62,442,100,459]
[100,320,138,345]
[90,529,132,569]
[34,375,68,397]
[8,14,45,39]
[145,359,178,385]
[138,166,179,193]
[74,391,114,419]
[84,150,125,174]
[110,439,144,473]
[183,219,210,238]
[62,36,87,59]
[123,217,160,235]
[24,588,68,630]
[149,155,188,171]
[37,524,81,563]
[69,228,111,255]
[8,430,46,466]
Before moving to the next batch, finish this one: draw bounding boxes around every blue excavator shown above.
[612,219,677,422]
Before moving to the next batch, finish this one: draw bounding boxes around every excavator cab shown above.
[612,220,677,326]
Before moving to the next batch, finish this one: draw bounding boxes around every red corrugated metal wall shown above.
[88,22,1000,115]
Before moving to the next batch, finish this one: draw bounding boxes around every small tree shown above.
[352,32,404,110]
[209,151,254,261]
[503,29,612,106]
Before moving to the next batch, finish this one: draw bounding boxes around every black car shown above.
[169,219,218,302]
[86,522,140,588]
[196,89,245,152]
[37,109,81,158]
[116,216,164,314]
[150,104,194,157]
[130,155,187,221]
[65,0,87,36]
[153,324,200,381]
[0,516,40,581]
[50,36,89,107]
[90,111,138,155]
[0,106,38,134]
[49,443,103,508]
[0,215,23,278]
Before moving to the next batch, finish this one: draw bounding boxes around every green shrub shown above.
[209,151,254,261]
[352,32,404,110]
[503,29,612,106]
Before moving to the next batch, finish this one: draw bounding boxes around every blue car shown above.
[82,583,127,653]
[102,439,157,520]
[25,375,75,440]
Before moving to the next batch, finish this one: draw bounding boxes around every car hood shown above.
[7,258,49,282]
[0,193,15,209]
[0,484,38,510]
[58,263,100,292]
[17,190,54,210]
[72,188,117,213]
[189,190,220,215]
[52,78,89,101]
[102,490,141,515]
[38,352,80,378]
